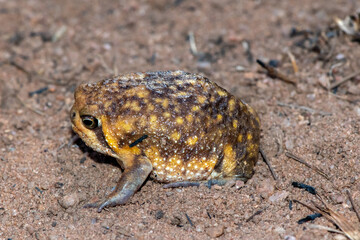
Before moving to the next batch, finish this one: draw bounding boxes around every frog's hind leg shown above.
[163,181,200,188]
[84,155,152,212]
[162,178,234,189]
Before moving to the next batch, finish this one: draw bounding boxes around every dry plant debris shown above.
[295,194,360,240]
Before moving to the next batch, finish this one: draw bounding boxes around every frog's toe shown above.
[163,181,200,188]
[83,201,101,210]
[83,200,109,212]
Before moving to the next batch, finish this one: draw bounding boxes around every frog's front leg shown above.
[85,155,152,212]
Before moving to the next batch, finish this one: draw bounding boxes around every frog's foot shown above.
[84,156,152,213]
[163,181,201,188]
[83,201,101,209]
[163,179,231,189]
[83,191,133,213]
[205,179,228,188]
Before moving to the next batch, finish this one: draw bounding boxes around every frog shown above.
[70,70,260,212]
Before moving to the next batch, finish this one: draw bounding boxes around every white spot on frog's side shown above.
[136,73,146,79]
[210,171,221,179]
[172,70,184,76]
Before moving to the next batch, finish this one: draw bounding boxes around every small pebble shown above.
[165,191,174,197]
[101,219,114,230]
[318,74,329,89]
[274,226,285,234]
[27,182,35,190]
[256,180,275,199]
[170,214,183,226]
[235,180,245,189]
[40,181,50,190]
[355,107,360,117]
[155,210,164,220]
[103,43,112,50]
[205,225,225,238]
[58,193,79,209]
[48,235,59,240]
[334,234,347,240]
[284,236,296,240]
[269,191,289,203]
[24,224,35,235]
[197,61,211,70]
[196,224,204,232]
[268,59,280,68]
[335,53,345,61]
[235,65,246,72]
[330,194,345,204]
[285,138,294,150]
[54,182,64,188]
[224,179,236,188]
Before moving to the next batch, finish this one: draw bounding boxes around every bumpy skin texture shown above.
[70,70,260,212]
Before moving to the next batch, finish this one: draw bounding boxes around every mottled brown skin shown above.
[70,70,260,212]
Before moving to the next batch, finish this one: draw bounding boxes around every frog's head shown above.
[70,83,117,158]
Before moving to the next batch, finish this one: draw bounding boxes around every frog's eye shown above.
[81,115,99,129]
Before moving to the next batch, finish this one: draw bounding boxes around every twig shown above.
[313,196,360,240]
[67,135,80,147]
[16,95,45,116]
[309,224,345,235]
[246,208,266,222]
[295,196,360,240]
[185,213,194,227]
[29,86,48,97]
[242,40,253,64]
[188,31,198,56]
[256,59,297,85]
[298,213,323,224]
[8,60,32,82]
[293,199,325,217]
[52,25,67,42]
[287,50,299,73]
[328,61,345,85]
[292,182,317,195]
[330,70,360,90]
[259,148,278,180]
[285,152,330,180]
[57,134,79,151]
[329,92,360,103]
[277,101,332,116]
[347,190,360,223]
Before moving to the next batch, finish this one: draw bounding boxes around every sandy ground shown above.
[1,0,360,239]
